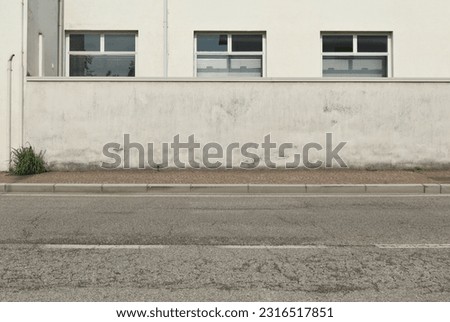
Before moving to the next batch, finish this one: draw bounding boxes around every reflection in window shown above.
[322,35,353,52]
[322,33,390,77]
[68,32,137,77]
[323,56,387,77]
[357,36,388,53]
[232,35,263,52]
[197,34,228,52]
[70,34,101,51]
[196,33,264,77]
[69,55,135,77]
[104,34,136,52]
[197,55,262,77]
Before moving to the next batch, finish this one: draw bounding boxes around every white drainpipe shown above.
[7,54,15,168]
[58,0,64,76]
[20,0,27,147]
[163,0,168,77]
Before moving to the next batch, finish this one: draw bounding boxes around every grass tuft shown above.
[9,146,47,176]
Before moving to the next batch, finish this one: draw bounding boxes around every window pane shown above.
[322,35,353,52]
[232,35,263,52]
[323,56,387,77]
[197,35,228,52]
[105,34,136,52]
[70,34,100,51]
[229,56,262,77]
[69,55,135,77]
[197,55,228,77]
[197,55,262,77]
[358,35,388,53]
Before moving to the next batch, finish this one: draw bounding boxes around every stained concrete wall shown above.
[24,79,450,169]
[0,1,24,171]
[64,0,450,78]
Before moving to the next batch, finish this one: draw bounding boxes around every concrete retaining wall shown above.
[23,79,450,170]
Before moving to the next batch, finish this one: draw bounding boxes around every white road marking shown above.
[41,244,329,250]
[0,244,449,250]
[376,244,450,249]
[41,244,167,250]
[217,245,329,249]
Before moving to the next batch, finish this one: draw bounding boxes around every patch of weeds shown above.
[9,146,47,176]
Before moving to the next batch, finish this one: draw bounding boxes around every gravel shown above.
[1,169,450,184]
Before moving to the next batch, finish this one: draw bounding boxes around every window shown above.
[195,33,264,77]
[322,34,391,77]
[67,32,136,77]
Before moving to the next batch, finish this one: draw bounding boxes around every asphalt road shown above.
[0,193,449,301]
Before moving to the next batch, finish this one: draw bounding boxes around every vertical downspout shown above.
[21,0,26,146]
[7,55,15,168]
[57,0,64,76]
[163,0,168,77]
[38,33,43,77]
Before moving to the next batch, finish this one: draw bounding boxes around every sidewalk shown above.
[1,169,450,184]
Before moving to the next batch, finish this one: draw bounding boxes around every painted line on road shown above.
[41,244,168,250]
[217,245,329,249]
[40,244,329,250]
[2,244,450,250]
[376,244,450,249]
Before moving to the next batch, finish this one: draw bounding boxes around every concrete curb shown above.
[191,184,248,194]
[442,184,450,194]
[365,184,425,194]
[0,183,449,194]
[5,184,55,193]
[306,184,365,194]
[249,184,306,194]
[424,184,442,194]
[54,184,102,193]
[148,184,191,193]
[102,184,147,193]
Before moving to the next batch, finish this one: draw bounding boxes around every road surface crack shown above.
[21,212,47,240]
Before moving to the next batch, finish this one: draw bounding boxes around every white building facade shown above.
[1,0,450,170]
[25,0,450,78]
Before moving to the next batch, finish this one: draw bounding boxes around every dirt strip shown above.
[1,169,450,184]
